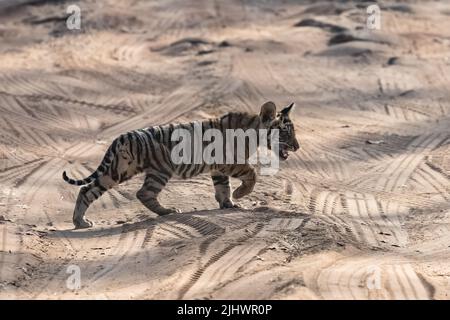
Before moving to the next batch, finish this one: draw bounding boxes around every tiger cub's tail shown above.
[62,144,115,186]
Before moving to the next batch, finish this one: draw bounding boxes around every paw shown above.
[74,219,93,229]
[220,199,234,208]
[156,207,181,216]
[220,199,240,209]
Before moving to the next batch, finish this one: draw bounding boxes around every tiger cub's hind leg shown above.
[136,171,180,216]
[72,176,116,229]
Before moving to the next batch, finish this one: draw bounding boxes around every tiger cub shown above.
[63,101,300,229]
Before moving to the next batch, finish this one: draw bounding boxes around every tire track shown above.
[0,90,136,117]
[177,221,265,299]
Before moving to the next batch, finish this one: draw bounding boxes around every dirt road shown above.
[0,0,449,299]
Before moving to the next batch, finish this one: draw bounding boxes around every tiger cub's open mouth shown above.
[279,146,289,160]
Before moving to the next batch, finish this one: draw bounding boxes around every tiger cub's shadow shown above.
[53,207,261,239]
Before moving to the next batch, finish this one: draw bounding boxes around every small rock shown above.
[398,90,415,97]
[387,57,399,65]
[15,204,30,209]
[197,60,215,67]
[294,19,347,33]
[0,215,12,224]
[366,139,384,145]
[328,33,358,46]
[197,49,214,55]
[218,40,231,47]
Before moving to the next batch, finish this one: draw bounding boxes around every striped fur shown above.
[63,101,299,229]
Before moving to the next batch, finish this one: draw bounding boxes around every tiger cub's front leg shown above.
[229,164,256,199]
[212,164,256,209]
[136,170,181,215]
[211,172,236,209]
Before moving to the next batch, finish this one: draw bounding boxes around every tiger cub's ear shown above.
[280,102,295,117]
[260,101,276,125]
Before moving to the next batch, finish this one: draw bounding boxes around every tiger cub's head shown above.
[260,101,300,161]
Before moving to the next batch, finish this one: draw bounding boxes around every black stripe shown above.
[127,132,134,160]
[163,125,171,146]
[142,129,160,171]
[136,133,143,165]
[167,124,174,149]
[219,116,225,133]
[148,135,170,175]
[111,158,119,181]
[196,163,206,175]
[92,190,101,200]
[160,147,173,171]
[145,184,162,194]
[108,139,118,162]
[232,167,247,178]
[202,121,208,135]
[212,175,229,186]
[153,126,161,141]
[156,126,163,145]
[151,141,163,170]
[147,172,168,186]
[98,164,106,173]
[141,129,154,168]
[183,164,198,178]
[178,163,188,177]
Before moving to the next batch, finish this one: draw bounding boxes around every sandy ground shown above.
[0,0,449,300]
